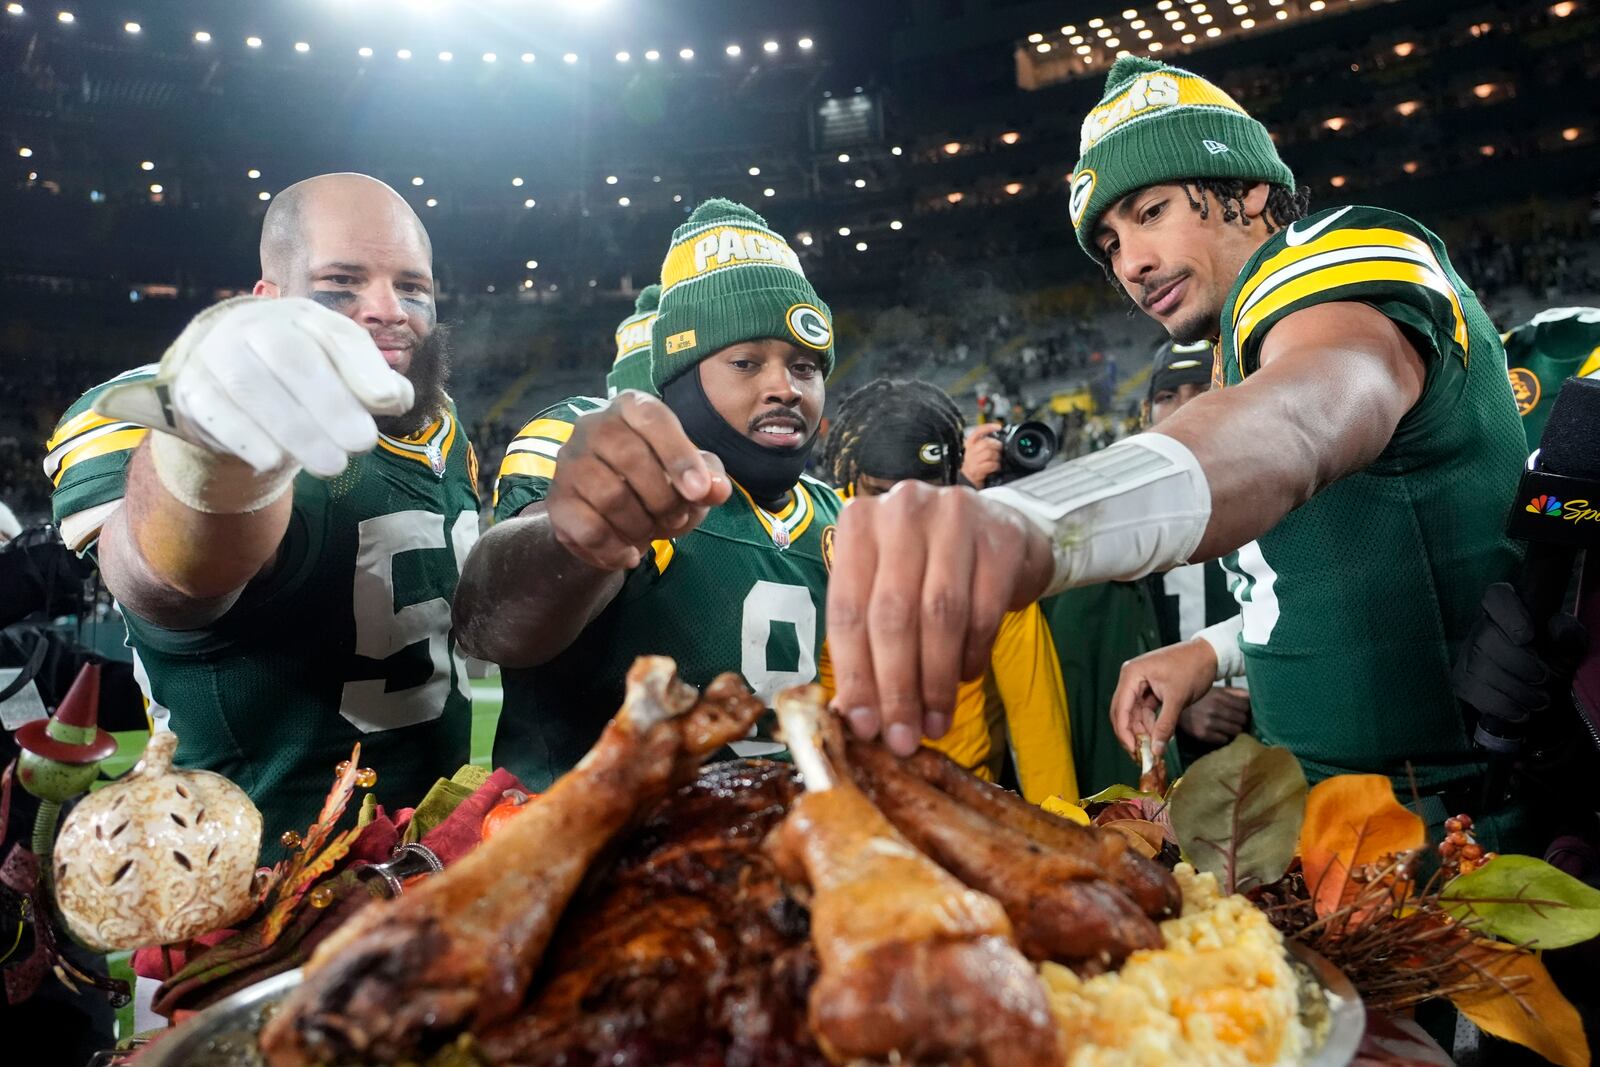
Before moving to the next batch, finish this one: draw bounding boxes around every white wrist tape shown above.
[985,433,1211,597]
[150,432,298,514]
[1196,613,1246,681]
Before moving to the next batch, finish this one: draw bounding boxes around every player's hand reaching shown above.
[96,296,413,478]
[1178,686,1252,746]
[1110,638,1220,759]
[828,481,1055,756]
[545,391,732,573]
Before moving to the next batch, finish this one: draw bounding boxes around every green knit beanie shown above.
[650,198,834,389]
[1069,56,1294,260]
[606,283,660,397]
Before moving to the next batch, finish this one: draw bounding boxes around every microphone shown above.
[1476,375,1600,806]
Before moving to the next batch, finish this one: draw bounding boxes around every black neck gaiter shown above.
[661,368,816,507]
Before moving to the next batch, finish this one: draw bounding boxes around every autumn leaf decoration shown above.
[1300,775,1425,919]
[257,743,365,947]
[1169,734,1307,894]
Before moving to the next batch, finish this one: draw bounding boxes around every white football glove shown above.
[95,297,414,511]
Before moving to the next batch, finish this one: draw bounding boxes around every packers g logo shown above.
[787,303,832,351]
[1507,367,1540,416]
[918,442,945,467]
[1068,170,1096,230]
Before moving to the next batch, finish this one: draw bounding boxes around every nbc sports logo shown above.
[1526,494,1563,516]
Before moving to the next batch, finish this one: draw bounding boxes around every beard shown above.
[376,324,452,438]
[1165,308,1216,346]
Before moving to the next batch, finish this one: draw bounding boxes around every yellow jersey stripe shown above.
[51,427,148,486]
[498,452,557,481]
[513,418,576,445]
[1238,226,1441,311]
[651,538,675,573]
[1579,346,1600,379]
[788,484,818,543]
[47,409,118,453]
[1236,260,1467,366]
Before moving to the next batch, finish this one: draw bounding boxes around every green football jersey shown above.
[1150,560,1236,651]
[1039,582,1180,796]
[491,397,841,789]
[1502,306,1600,448]
[1213,204,1524,793]
[48,367,481,849]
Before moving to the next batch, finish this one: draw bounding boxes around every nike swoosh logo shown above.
[1284,205,1353,247]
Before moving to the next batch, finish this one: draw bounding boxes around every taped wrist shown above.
[1196,614,1246,681]
[985,433,1211,597]
[149,432,298,514]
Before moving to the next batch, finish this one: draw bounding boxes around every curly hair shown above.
[821,377,966,491]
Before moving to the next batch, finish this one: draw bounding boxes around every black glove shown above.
[1453,582,1588,741]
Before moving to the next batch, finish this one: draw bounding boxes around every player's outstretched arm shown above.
[93,297,414,628]
[830,301,1425,754]
[453,392,730,668]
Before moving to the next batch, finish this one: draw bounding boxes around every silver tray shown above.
[140,946,1366,1066]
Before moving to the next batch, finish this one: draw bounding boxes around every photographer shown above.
[823,379,1078,802]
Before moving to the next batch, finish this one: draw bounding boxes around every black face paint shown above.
[661,366,815,508]
[308,290,356,312]
[376,324,451,439]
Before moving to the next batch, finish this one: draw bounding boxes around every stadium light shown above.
[1330,175,1347,187]
[124,21,139,33]
[525,259,537,269]
[1123,7,1138,16]
[1395,100,1421,116]
[521,52,534,63]
[1274,7,1287,15]
[1563,126,1581,141]
[1309,0,1325,8]
[5,5,23,15]
[194,30,211,42]
[748,166,761,176]
[563,52,578,63]
[1180,32,1196,42]
[615,51,629,62]
[725,43,741,56]
[358,46,373,57]
[943,142,961,155]
[618,196,630,206]
[889,220,903,230]
[140,160,155,171]
[1240,18,1254,27]
[426,198,438,207]
[1551,1,1576,15]
[763,187,775,197]
[483,52,497,63]
[259,190,271,201]
[1403,161,1419,173]
[1106,37,1119,47]
[1062,24,1077,33]
[855,242,867,252]
[17,146,30,157]
[798,37,814,49]
[946,191,964,203]
[294,41,310,53]
[56,9,71,23]
[512,177,524,186]
[1028,32,1043,43]
[438,51,453,61]
[1393,41,1414,56]
[853,178,866,188]
[763,40,779,53]
[837,226,851,236]
[397,48,412,59]
[1036,43,1051,53]
[645,49,660,60]
[1150,40,1164,49]
[411,176,424,186]
[837,153,850,162]
[606,175,619,184]
[524,198,536,207]
[1473,82,1495,98]
[891,146,902,156]
[798,232,813,245]
[1479,144,1496,156]
[523,279,533,289]
[149,183,162,193]
[247,168,261,179]
[679,47,694,59]
[1089,17,1103,26]
[246,36,262,48]
[1005,182,1023,195]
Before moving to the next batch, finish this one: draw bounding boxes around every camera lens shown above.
[1015,431,1044,459]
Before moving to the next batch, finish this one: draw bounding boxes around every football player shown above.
[1502,306,1600,448]
[455,199,841,788]
[822,378,1077,803]
[605,284,661,398]
[825,57,1530,841]
[45,173,478,846]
